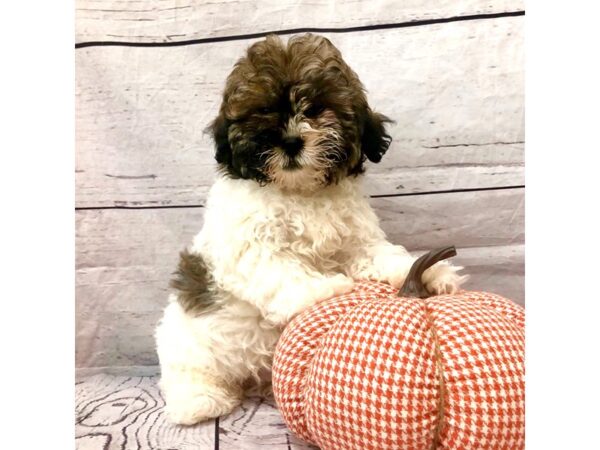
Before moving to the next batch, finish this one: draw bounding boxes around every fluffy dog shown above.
[155,33,466,425]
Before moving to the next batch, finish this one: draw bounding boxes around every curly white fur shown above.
[155,175,467,424]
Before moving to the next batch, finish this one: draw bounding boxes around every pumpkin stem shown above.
[397,246,457,298]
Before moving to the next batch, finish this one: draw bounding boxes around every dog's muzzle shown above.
[281,136,303,171]
[282,136,303,157]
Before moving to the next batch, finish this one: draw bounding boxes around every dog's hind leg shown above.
[155,299,242,424]
[155,294,280,425]
[158,363,242,425]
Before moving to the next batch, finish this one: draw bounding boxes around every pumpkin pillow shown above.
[272,247,525,450]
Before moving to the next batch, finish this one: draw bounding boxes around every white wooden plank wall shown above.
[75,0,525,371]
[76,0,521,44]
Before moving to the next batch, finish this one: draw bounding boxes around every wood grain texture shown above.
[76,187,523,368]
[76,16,524,207]
[76,374,216,449]
[219,397,318,449]
[75,0,523,44]
[452,243,524,304]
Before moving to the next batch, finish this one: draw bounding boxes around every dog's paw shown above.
[422,262,468,295]
[161,377,241,425]
[318,273,355,300]
[166,394,237,425]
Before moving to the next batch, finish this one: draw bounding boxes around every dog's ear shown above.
[207,112,232,166]
[359,108,392,163]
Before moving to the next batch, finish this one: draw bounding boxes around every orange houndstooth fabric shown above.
[272,281,525,450]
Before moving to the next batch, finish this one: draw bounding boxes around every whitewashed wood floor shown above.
[75,374,318,450]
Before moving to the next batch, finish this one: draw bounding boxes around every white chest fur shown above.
[192,176,382,276]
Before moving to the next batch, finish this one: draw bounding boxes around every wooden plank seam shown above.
[74,185,525,211]
[75,10,525,48]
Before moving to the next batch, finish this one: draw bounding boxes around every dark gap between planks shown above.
[369,184,525,198]
[214,416,219,450]
[75,185,525,211]
[75,10,525,49]
[74,185,525,211]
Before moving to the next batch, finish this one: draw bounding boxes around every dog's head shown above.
[208,33,392,192]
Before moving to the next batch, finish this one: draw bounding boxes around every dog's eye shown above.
[257,107,273,114]
[304,105,324,118]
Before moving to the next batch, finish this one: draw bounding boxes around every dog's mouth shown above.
[269,144,304,172]
[282,156,301,171]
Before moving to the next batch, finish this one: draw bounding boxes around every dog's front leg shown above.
[230,253,355,326]
[347,241,467,295]
[263,272,355,325]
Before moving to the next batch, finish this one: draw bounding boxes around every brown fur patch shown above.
[170,249,219,314]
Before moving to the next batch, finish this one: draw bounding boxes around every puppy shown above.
[155,33,466,425]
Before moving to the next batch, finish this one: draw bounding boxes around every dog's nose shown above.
[282,137,303,157]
